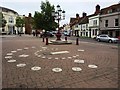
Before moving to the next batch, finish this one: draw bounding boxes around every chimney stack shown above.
[82,12,87,17]
[28,13,32,17]
[76,13,79,18]
[95,4,100,14]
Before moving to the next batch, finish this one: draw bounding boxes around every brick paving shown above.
[1,35,118,88]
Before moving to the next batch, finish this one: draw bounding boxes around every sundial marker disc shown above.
[6,53,13,56]
[8,60,16,63]
[5,56,12,59]
[78,49,85,52]
[74,59,85,64]
[72,67,82,72]
[31,66,41,71]
[11,51,17,53]
[52,68,62,72]
[88,65,98,68]
[17,63,26,67]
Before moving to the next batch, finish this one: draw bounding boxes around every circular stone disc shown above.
[48,57,52,59]
[62,57,66,59]
[31,66,41,71]
[73,56,77,58]
[17,49,22,51]
[34,53,38,56]
[72,67,82,72]
[42,56,46,59]
[6,53,13,55]
[68,57,72,59]
[24,47,29,50]
[16,64,26,67]
[88,65,98,68]
[31,46,36,48]
[52,68,62,72]
[19,54,29,58]
[76,55,79,57]
[7,60,16,63]
[11,51,17,53]
[37,55,41,57]
[74,59,84,64]
[55,58,59,60]
[78,49,85,52]
[5,56,12,59]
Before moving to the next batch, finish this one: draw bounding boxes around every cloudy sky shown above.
[1,0,120,26]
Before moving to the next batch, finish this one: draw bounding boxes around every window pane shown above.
[115,19,119,26]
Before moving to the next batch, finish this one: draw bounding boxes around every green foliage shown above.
[33,11,44,29]
[33,0,57,31]
[0,12,7,27]
[15,16,25,27]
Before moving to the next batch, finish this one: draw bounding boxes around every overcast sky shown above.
[1,0,120,26]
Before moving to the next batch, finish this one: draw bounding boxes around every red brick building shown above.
[24,13,32,34]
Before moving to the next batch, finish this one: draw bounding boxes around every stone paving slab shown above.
[1,35,118,88]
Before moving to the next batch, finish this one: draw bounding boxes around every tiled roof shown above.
[69,3,120,26]
[78,16,88,24]
[0,6,18,14]
[69,17,80,26]
[100,3,120,15]
[69,18,76,24]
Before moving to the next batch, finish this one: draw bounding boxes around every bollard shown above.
[46,38,48,45]
[43,37,44,42]
[65,37,67,41]
[76,38,79,45]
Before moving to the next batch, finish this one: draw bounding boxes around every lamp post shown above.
[52,5,65,40]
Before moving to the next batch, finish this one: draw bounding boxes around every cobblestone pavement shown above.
[1,35,118,88]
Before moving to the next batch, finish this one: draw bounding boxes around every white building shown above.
[99,3,120,37]
[89,14,100,38]
[0,6,25,35]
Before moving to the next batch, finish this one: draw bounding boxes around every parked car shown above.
[40,31,54,37]
[96,34,119,43]
[63,30,70,36]
[52,31,57,34]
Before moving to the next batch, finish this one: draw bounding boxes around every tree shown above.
[33,11,44,30]
[0,12,7,32]
[33,0,57,31]
[15,16,25,34]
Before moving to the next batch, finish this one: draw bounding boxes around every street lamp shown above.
[52,5,65,40]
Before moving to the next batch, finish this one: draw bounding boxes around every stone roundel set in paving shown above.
[5,46,98,72]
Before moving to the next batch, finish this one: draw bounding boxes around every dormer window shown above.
[107,9,112,13]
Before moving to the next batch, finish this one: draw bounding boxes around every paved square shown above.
[1,35,118,88]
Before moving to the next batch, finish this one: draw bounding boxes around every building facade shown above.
[0,6,26,35]
[78,12,89,37]
[0,6,19,34]
[100,3,120,37]
[24,13,33,34]
[69,3,120,38]
[89,14,100,38]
